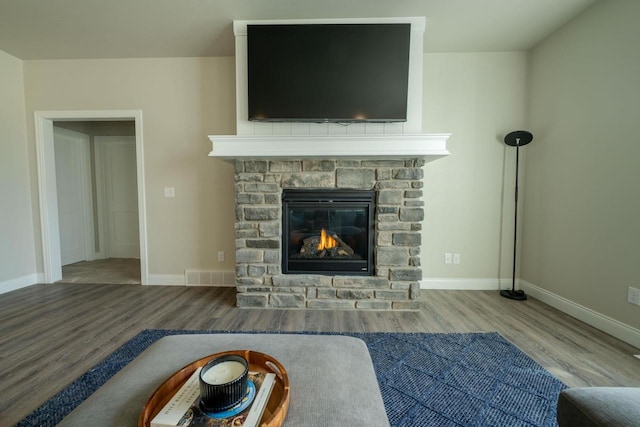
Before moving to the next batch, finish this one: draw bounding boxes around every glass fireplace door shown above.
[282,190,375,275]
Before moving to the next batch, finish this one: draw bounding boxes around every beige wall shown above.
[524,0,640,329]
[0,50,37,287]
[19,53,529,285]
[23,57,237,276]
[421,52,528,284]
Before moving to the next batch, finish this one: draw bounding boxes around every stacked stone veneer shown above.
[234,158,425,310]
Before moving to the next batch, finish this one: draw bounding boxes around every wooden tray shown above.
[139,350,290,426]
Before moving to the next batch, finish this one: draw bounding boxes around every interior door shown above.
[96,136,140,258]
[54,127,93,266]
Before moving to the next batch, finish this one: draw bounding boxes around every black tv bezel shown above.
[246,23,411,124]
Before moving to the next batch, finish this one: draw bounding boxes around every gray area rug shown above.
[17,330,566,426]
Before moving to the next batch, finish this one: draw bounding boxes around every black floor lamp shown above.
[501,130,533,301]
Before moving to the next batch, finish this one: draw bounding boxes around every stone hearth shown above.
[233,158,426,310]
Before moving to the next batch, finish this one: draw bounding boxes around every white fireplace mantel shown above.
[208,134,451,161]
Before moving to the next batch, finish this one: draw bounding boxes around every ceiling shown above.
[0,0,597,60]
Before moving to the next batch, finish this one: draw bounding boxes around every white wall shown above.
[421,52,528,288]
[0,50,39,292]
[523,0,640,331]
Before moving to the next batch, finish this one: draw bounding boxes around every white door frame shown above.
[34,110,148,284]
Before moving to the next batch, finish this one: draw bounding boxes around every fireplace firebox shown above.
[282,189,375,275]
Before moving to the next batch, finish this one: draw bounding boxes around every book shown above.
[151,369,276,427]
[151,368,202,427]
[239,372,276,427]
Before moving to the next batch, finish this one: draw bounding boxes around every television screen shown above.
[247,23,411,123]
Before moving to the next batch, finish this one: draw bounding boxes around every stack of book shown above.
[151,367,276,427]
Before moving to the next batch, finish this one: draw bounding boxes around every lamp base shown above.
[500,289,527,301]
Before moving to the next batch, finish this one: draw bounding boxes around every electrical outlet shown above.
[163,187,175,198]
[444,253,452,264]
[217,251,225,262]
[628,287,640,306]
[453,253,461,264]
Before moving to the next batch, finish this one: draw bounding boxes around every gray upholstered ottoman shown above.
[59,334,390,426]
[557,387,640,426]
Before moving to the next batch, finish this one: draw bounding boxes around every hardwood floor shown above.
[1,283,639,425]
[59,258,141,284]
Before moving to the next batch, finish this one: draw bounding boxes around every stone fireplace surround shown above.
[210,133,450,310]
[233,156,427,310]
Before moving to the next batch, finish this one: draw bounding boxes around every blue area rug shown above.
[17,330,566,427]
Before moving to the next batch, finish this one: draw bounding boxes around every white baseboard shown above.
[520,280,640,350]
[2,272,235,290]
[421,278,513,290]
[0,273,43,295]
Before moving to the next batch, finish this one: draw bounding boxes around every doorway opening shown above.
[34,110,148,285]
[52,122,141,284]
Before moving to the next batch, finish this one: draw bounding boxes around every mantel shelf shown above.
[208,134,451,161]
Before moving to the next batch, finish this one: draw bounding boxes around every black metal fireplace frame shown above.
[282,189,376,276]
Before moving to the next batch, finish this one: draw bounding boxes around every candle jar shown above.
[199,354,249,412]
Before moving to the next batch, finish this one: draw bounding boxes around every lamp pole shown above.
[501,130,533,301]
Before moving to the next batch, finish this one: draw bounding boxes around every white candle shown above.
[202,361,246,385]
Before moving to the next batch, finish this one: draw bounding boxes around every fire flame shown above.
[317,228,338,251]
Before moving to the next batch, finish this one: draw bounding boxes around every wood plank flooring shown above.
[59,258,141,284]
[1,283,639,426]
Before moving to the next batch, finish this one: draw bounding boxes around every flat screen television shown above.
[247,23,411,123]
